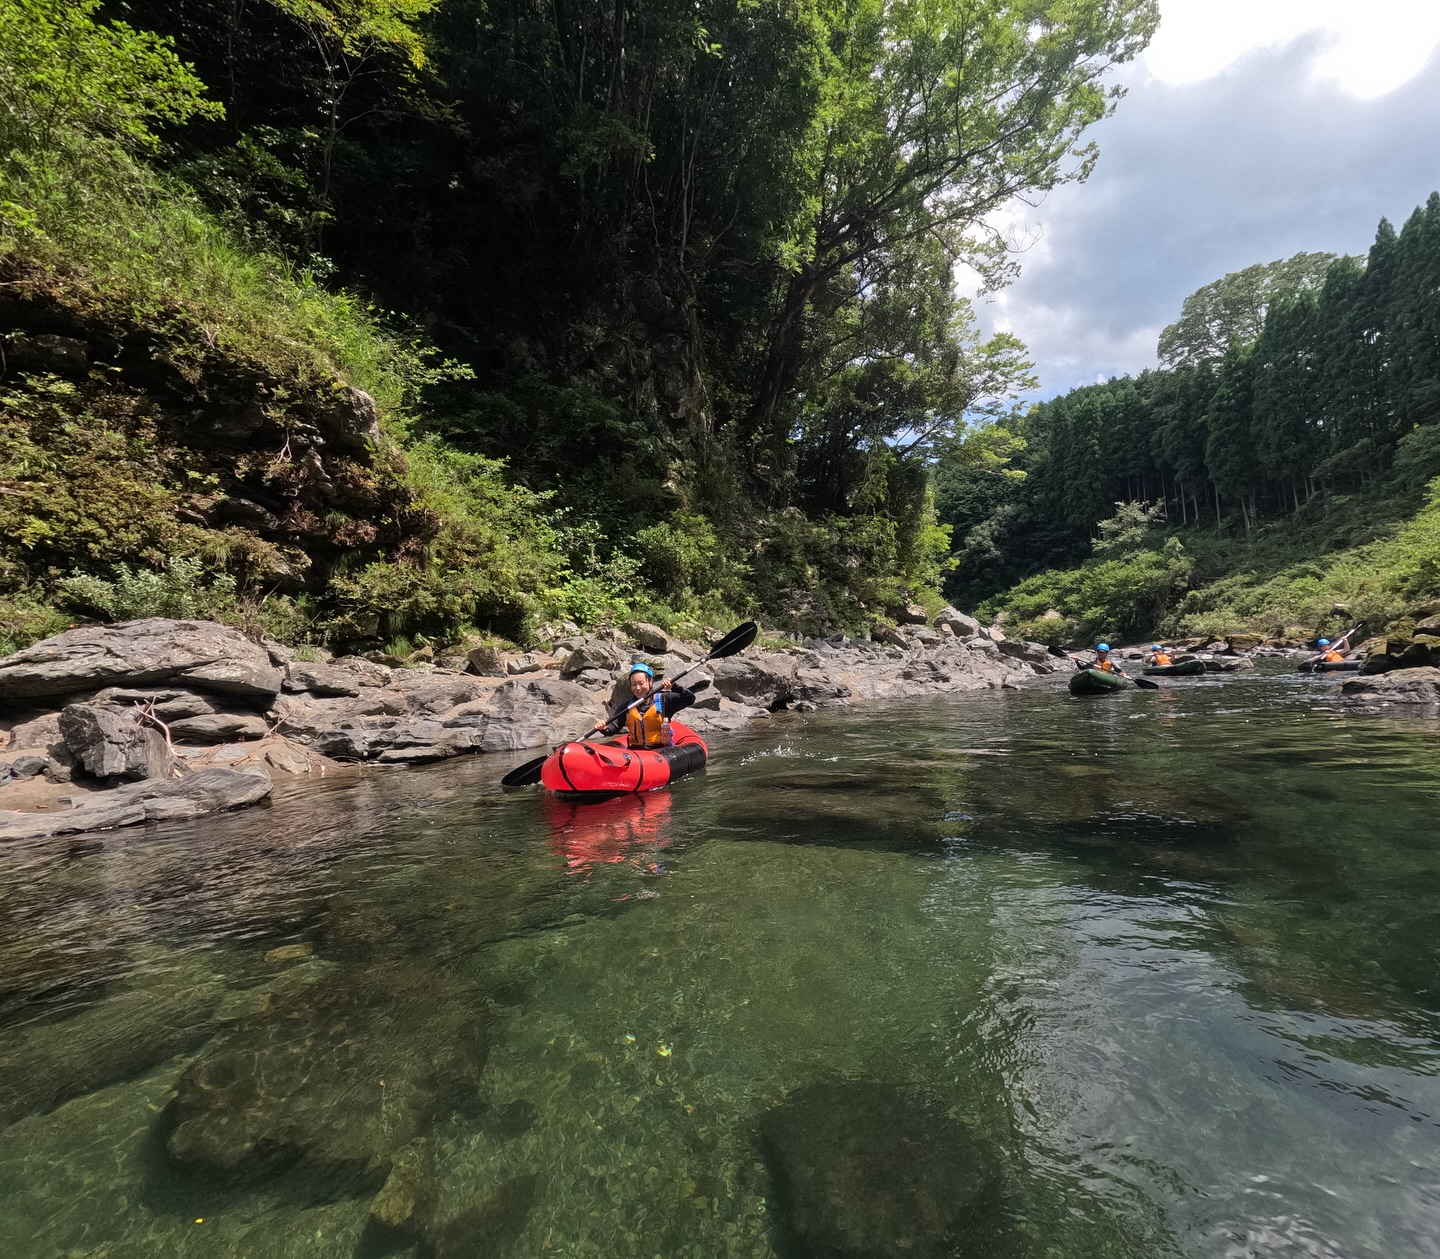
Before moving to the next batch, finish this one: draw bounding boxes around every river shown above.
[0,666,1437,1258]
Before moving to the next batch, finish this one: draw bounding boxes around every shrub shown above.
[57,557,237,621]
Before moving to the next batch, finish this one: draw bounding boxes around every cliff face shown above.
[1,262,423,614]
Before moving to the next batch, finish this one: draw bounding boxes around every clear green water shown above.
[1,670,1438,1258]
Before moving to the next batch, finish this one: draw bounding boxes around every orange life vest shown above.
[1096,657,1116,673]
[626,699,669,749]
[1152,652,1173,666]
[1321,649,1344,663]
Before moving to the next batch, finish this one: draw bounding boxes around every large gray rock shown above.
[59,703,176,780]
[89,686,224,720]
[1342,667,1440,704]
[269,691,408,740]
[468,677,602,752]
[0,767,272,841]
[934,606,981,637]
[560,641,626,678]
[464,646,506,676]
[283,660,362,697]
[622,621,670,652]
[0,619,283,703]
[169,712,270,743]
[386,674,483,714]
[711,654,799,708]
[330,656,393,687]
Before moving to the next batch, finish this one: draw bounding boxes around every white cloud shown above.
[1143,0,1440,99]
[967,6,1440,401]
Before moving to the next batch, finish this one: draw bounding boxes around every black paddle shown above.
[500,620,760,788]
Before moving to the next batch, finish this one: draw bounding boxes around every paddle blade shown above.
[704,620,758,662]
[1134,677,1160,690]
[500,755,546,788]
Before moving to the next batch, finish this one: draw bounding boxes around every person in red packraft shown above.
[590,663,696,749]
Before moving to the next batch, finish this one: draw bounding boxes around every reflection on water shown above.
[0,670,1438,1257]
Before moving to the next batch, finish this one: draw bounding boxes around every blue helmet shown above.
[1317,639,1330,647]
[1151,643,1162,651]
[628,662,655,679]
[1096,642,1111,653]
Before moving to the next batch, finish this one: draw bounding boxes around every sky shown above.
[973,0,1440,400]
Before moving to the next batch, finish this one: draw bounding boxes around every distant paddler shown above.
[1146,642,1173,667]
[1086,641,1128,677]
[1306,622,1364,667]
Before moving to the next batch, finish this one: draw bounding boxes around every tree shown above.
[745,0,1159,463]
[1387,192,1440,431]
[1157,250,1338,369]
[0,0,220,155]
[1204,344,1259,528]
[1251,291,1322,508]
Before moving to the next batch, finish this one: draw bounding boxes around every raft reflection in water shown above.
[542,791,675,873]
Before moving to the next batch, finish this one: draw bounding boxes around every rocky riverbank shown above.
[0,611,1055,840]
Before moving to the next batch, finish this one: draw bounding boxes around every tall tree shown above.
[1157,250,1337,369]
[1204,344,1258,528]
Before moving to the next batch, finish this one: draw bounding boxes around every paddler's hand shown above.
[658,677,674,691]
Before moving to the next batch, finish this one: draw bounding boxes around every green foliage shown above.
[57,557,237,621]
[981,537,1193,644]
[327,439,569,642]
[0,0,220,154]
[0,0,1164,648]
[0,593,71,656]
[1093,499,1166,557]
[1157,250,1338,369]
[0,377,186,579]
[268,0,436,69]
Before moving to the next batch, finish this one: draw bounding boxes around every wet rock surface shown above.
[0,766,273,840]
[760,1081,1006,1259]
[1342,666,1440,705]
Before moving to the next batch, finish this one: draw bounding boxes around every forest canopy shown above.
[1,0,1160,644]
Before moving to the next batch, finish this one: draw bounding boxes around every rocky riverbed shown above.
[0,611,1054,839]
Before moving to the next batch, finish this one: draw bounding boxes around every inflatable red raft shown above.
[539,722,709,794]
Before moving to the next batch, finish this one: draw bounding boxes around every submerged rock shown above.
[162,963,489,1196]
[760,1081,1003,1259]
[0,956,228,1134]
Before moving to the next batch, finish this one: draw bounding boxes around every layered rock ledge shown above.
[0,613,1053,839]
